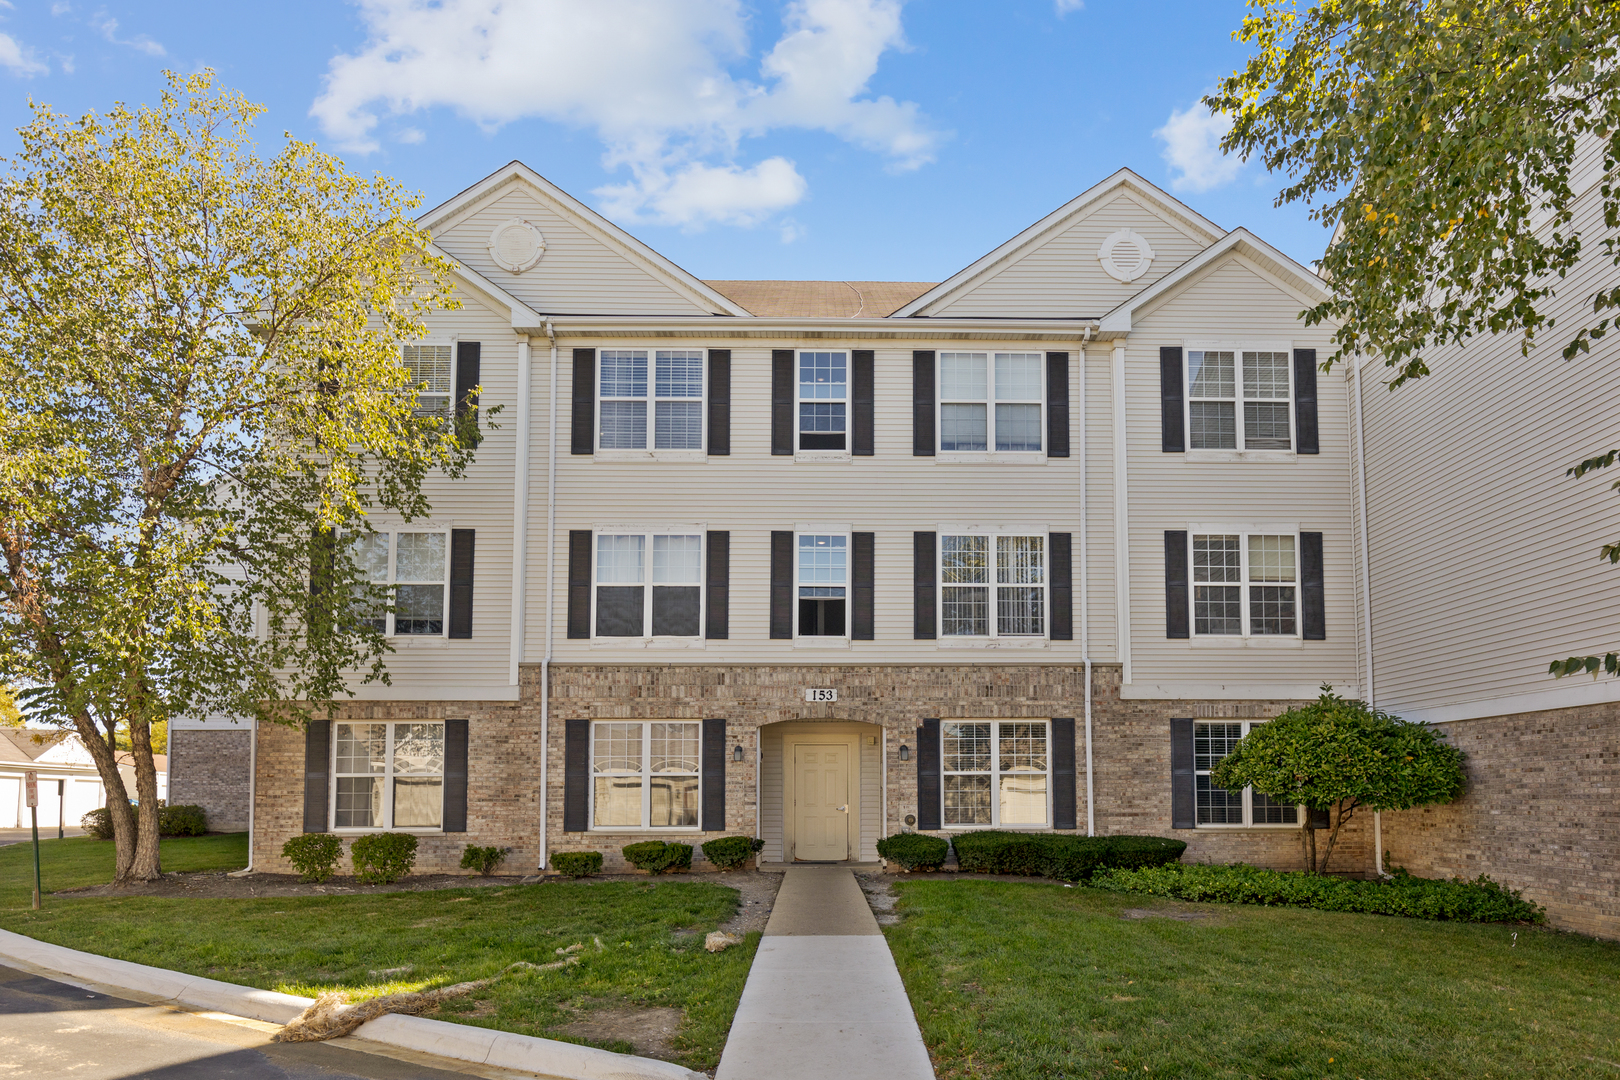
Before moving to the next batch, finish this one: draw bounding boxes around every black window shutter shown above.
[1165,530,1189,639]
[852,349,875,456]
[1046,352,1070,458]
[1171,717,1195,829]
[1294,349,1319,455]
[1049,532,1073,641]
[567,530,592,639]
[449,529,474,639]
[571,348,596,455]
[1051,717,1077,830]
[701,718,726,832]
[1301,531,1325,640]
[443,718,468,832]
[851,531,875,640]
[563,718,589,832]
[913,531,936,639]
[917,719,941,831]
[707,349,731,456]
[769,530,793,639]
[1161,346,1185,453]
[705,531,730,640]
[1310,805,1331,829]
[912,350,936,456]
[308,527,334,598]
[302,719,330,833]
[455,341,481,448]
[771,349,794,456]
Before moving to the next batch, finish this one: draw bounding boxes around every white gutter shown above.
[539,318,557,872]
[511,340,531,685]
[1111,340,1132,686]
[519,316,1108,339]
[226,715,257,877]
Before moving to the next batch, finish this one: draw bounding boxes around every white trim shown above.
[1186,528,1303,640]
[510,339,530,686]
[1120,680,1353,701]
[589,528,707,641]
[594,346,708,454]
[936,528,1052,641]
[1352,361,1375,707]
[794,348,852,456]
[793,530,852,644]
[1391,677,1620,726]
[347,684,522,702]
[1112,340,1131,683]
[1184,342,1296,454]
[1098,228,1156,283]
[936,349,1047,457]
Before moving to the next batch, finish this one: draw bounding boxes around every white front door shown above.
[793,744,848,862]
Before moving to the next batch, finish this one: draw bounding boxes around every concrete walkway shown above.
[716,867,934,1080]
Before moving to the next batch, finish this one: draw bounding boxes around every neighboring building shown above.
[166,157,1618,938]
[0,728,167,830]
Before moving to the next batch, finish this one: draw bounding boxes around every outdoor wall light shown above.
[733,744,745,762]
[898,744,910,761]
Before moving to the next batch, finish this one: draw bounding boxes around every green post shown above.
[31,804,41,911]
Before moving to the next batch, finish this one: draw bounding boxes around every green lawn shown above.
[0,836,757,1069]
[885,878,1620,1080]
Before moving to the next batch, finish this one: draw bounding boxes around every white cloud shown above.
[394,127,425,144]
[1154,98,1241,193]
[0,33,47,76]
[779,218,805,244]
[90,12,164,57]
[1054,0,1083,14]
[50,1,70,14]
[311,0,942,228]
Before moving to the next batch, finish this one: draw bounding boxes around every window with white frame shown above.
[402,344,453,420]
[594,532,703,638]
[940,533,1046,637]
[797,350,847,451]
[333,721,445,830]
[1195,721,1298,826]
[598,349,705,450]
[590,720,701,829]
[942,720,1049,827]
[1187,348,1292,450]
[797,533,847,638]
[939,352,1043,453]
[1191,533,1297,637]
[348,530,447,637]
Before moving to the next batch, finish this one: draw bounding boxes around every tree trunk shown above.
[124,715,162,883]
[1303,819,1318,873]
[65,711,137,881]
[1317,799,1357,876]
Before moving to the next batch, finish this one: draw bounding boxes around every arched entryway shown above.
[758,719,884,865]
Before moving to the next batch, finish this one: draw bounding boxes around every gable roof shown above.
[419,161,751,318]
[704,280,937,318]
[430,245,545,329]
[1096,227,1332,335]
[0,728,58,764]
[892,168,1227,318]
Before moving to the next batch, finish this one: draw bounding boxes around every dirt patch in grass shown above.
[1119,905,1220,922]
[551,999,687,1060]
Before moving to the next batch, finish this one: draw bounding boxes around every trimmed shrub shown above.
[460,844,509,875]
[81,805,122,840]
[1095,862,1546,924]
[950,832,1187,882]
[877,832,949,871]
[702,835,763,871]
[621,840,694,874]
[351,832,418,885]
[1105,835,1189,871]
[552,851,604,878]
[159,804,208,837]
[282,833,343,883]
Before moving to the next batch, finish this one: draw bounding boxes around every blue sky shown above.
[0,0,1332,282]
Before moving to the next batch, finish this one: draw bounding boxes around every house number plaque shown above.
[804,688,838,702]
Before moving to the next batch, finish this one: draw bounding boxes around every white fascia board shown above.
[538,315,1102,341]
[1097,228,1335,335]
[893,168,1228,318]
[344,684,522,702]
[419,161,751,318]
[431,244,544,330]
[1385,677,1620,727]
[1121,679,1357,702]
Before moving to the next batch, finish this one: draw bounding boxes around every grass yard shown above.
[885,878,1620,1080]
[0,836,757,1069]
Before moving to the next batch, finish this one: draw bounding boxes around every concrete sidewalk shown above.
[716,867,934,1080]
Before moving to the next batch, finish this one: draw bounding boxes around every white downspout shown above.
[539,319,557,872]
[1079,327,1095,835]
[511,339,531,686]
[227,716,257,877]
[1111,339,1132,687]
[1352,357,1383,875]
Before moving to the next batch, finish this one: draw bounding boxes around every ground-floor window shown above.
[591,720,702,829]
[1195,721,1297,826]
[942,719,1049,827]
[333,721,445,829]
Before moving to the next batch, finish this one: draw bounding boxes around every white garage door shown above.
[0,778,18,828]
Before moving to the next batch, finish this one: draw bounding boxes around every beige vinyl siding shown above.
[758,724,881,862]
[546,340,1086,666]
[860,731,881,860]
[431,185,716,316]
[1084,346,1118,659]
[928,193,1212,319]
[1357,175,1620,715]
[761,723,784,862]
[1123,258,1358,695]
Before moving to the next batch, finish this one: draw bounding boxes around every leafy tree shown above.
[0,72,477,883]
[1211,689,1466,873]
[1210,0,1620,679]
[0,684,19,727]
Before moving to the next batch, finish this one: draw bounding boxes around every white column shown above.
[1111,338,1132,686]
[510,338,531,685]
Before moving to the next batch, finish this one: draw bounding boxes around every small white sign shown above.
[804,688,838,703]
[24,770,37,808]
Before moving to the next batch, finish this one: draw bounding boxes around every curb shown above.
[0,928,704,1080]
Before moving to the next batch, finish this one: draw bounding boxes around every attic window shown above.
[1098,229,1155,283]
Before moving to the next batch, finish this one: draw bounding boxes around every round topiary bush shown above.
[701,835,763,870]
[552,851,604,878]
[876,832,949,871]
[282,832,343,883]
[621,840,694,874]
[159,803,208,837]
[351,832,417,885]
[459,844,509,875]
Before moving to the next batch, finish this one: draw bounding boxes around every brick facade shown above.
[1380,702,1620,938]
[168,728,252,832]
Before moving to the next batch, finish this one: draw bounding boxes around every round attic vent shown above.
[1098,229,1155,283]
[488,218,546,273]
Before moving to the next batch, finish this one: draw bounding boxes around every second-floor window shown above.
[599,349,705,451]
[350,530,447,637]
[798,533,848,638]
[402,344,453,419]
[595,532,703,638]
[798,350,847,451]
[1188,348,1292,451]
[940,533,1046,638]
[1192,533,1297,637]
[939,352,1043,453]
